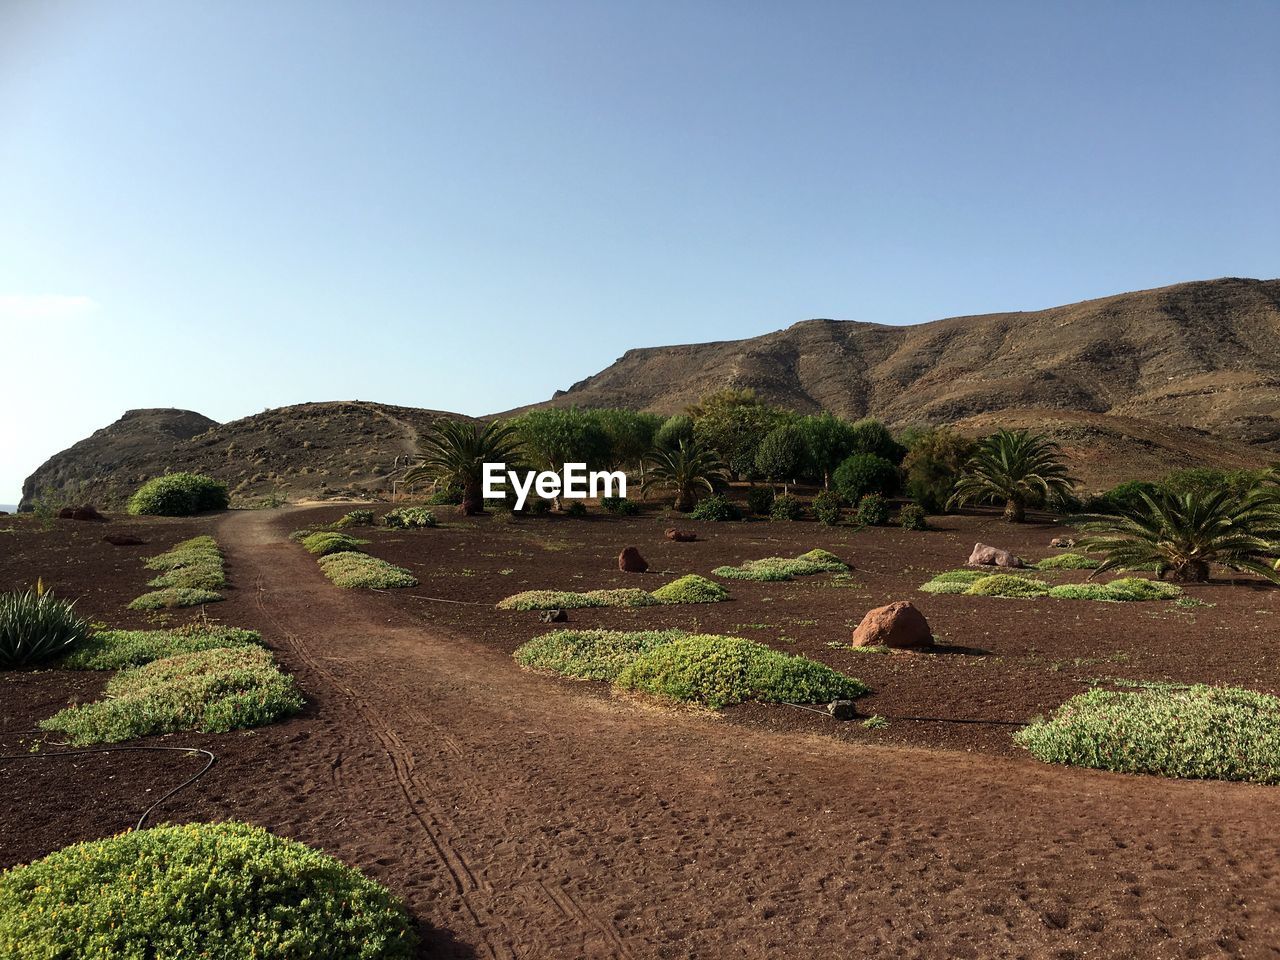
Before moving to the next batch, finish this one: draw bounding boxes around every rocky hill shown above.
[544,277,1280,446]
[20,402,463,511]
[19,278,1280,507]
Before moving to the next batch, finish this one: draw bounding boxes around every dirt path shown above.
[218,507,1280,960]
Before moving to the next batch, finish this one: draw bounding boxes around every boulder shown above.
[618,546,649,573]
[1049,537,1075,549]
[827,699,858,721]
[103,534,146,546]
[968,542,1025,568]
[851,601,934,650]
[664,528,697,542]
[57,504,106,522]
[539,609,568,624]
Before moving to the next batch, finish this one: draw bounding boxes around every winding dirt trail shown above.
[217,508,1280,959]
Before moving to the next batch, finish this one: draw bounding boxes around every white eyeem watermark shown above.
[482,463,627,510]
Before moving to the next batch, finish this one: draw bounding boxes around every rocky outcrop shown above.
[851,601,934,650]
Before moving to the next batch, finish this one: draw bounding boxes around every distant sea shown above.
[0,504,18,513]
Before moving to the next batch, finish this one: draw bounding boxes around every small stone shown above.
[618,546,649,573]
[539,609,568,624]
[968,542,1025,568]
[664,528,697,542]
[1050,537,1075,549]
[827,699,857,721]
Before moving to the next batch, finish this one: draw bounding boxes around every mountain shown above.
[19,402,463,511]
[19,278,1280,507]
[544,277,1280,444]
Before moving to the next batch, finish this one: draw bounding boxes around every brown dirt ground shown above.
[2,504,1279,959]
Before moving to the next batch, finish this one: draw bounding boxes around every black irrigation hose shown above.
[0,734,216,831]
[779,703,1027,727]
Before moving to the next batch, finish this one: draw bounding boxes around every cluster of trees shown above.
[403,403,1280,586]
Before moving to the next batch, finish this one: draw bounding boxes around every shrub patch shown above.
[318,553,418,589]
[60,624,262,670]
[713,549,849,582]
[0,821,416,959]
[514,628,688,680]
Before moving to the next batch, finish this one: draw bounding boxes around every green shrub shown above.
[524,497,552,515]
[0,585,90,668]
[713,549,848,582]
[147,560,226,590]
[746,486,775,516]
[898,503,928,531]
[41,646,303,745]
[650,574,730,604]
[925,570,988,584]
[855,493,889,526]
[301,531,369,556]
[832,453,898,504]
[514,628,687,680]
[1034,552,1099,570]
[333,509,376,528]
[918,579,974,595]
[1096,577,1182,601]
[0,821,416,959]
[1015,684,1280,783]
[60,624,262,670]
[127,588,223,610]
[497,589,656,611]
[812,490,842,525]
[142,536,221,571]
[383,506,437,529]
[769,494,804,521]
[563,500,589,517]
[126,473,229,516]
[689,494,741,522]
[966,574,1051,598]
[318,553,417,589]
[288,528,315,542]
[600,496,641,516]
[616,634,866,709]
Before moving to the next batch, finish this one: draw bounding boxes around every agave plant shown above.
[1075,487,1280,583]
[0,581,91,667]
[404,419,523,516]
[642,440,728,512]
[949,429,1076,522]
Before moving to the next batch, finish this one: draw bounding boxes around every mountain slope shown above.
[546,277,1280,445]
[20,402,465,511]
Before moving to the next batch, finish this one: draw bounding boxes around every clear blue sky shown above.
[1,0,1277,505]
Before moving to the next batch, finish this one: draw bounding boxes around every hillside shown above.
[20,401,464,511]
[544,277,1280,446]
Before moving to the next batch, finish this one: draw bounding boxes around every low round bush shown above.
[318,553,418,589]
[855,493,889,526]
[616,634,867,709]
[966,574,1050,598]
[563,500,588,517]
[746,486,775,516]
[127,587,223,611]
[60,624,262,671]
[334,509,376,528]
[0,821,417,959]
[832,453,898,504]
[497,588,657,611]
[689,494,741,522]
[769,494,804,522]
[1034,552,1099,571]
[0,586,90,668]
[812,490,842,525]
[650,574,730,604]
[127,473,229,516]
[898,503,928,531]
[383,507,437,529]
[600,496,641,516]
[514,628,687,681]
[1015,684,1280,783]
[301,531,368,556]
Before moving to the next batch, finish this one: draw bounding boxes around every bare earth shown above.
[3,506,1280,958]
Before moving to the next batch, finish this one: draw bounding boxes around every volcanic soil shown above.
[2,504,1279,959]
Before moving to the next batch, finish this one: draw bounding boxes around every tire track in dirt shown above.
[233,513,634,958]
[248,569,515,960]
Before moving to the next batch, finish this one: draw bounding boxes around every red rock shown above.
[968,542,1025,568]
[851,601,933,650]
[664,528,697,542]
[618,546,649,573]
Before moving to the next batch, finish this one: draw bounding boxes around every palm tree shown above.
[1076,486,1280,583]
[948,429,1075,522]
[642,440,728,512]
[404,419,523,516]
